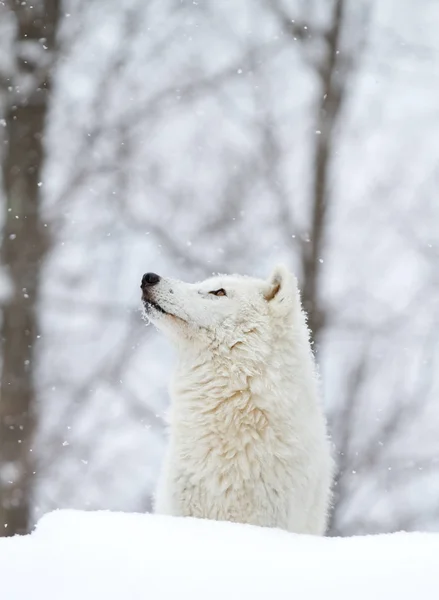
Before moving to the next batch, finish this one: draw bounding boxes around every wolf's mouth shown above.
[143,298,169,316]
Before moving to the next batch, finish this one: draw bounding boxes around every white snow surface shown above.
[1,510,439,600]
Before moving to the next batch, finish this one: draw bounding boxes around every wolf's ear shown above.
[264,264,294,303]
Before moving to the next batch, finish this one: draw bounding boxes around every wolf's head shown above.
[140,265,302,350]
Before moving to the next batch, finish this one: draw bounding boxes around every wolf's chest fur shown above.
[162,363,304,527]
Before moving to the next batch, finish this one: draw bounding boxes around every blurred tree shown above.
[0,0,60,536]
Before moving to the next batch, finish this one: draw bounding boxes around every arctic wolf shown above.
[141,266,333,534]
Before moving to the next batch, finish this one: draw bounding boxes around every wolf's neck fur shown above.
[170,328,314,426]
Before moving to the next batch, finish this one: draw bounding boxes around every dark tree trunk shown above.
[301,0,346,345]
[0,0,60,536]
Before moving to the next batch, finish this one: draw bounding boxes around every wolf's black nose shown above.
[141,272,160,288]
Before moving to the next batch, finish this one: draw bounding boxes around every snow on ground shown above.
[1,510,439,600]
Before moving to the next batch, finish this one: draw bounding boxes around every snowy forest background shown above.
[0,0,438,537]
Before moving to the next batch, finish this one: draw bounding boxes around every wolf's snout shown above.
[141,272,161,289]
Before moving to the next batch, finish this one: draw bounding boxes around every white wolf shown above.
[141,265,333,535]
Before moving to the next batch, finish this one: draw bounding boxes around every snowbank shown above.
[1,510,439,600]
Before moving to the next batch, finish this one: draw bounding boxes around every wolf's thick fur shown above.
[141,265,333,534]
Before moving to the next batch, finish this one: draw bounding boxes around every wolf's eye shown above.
[209,288,227,297]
